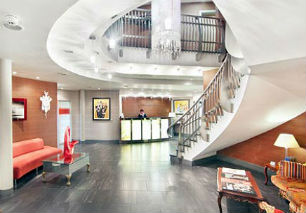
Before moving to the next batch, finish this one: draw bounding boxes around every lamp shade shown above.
[274,134,300,149]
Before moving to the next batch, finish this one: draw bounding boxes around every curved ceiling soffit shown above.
[212,0,306,67]
[47,0,150,84]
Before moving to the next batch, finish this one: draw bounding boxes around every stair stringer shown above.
[182,72,250,161]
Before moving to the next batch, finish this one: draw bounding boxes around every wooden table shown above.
[264,163,278,185]
[217,168,264,213]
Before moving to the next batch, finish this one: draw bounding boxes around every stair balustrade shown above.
[167,55,244,159]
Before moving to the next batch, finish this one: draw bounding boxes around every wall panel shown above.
[12,77,57,147]
[122,97,171,118]
[218,112,306,166]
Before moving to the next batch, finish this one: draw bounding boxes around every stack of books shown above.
[221,168,256,195]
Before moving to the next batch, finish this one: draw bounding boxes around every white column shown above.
[0,59,13,190]
[79,90,86,142]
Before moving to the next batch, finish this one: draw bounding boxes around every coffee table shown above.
[217,167,264,213]
[42,152,90,186]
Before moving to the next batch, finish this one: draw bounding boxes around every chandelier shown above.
[151,0,181,59]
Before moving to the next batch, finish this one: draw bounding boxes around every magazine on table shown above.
[222,168,246,176]
[221,181,256,195]
[221,172,249,181]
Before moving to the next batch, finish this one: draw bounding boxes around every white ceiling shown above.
[0,0,215,92]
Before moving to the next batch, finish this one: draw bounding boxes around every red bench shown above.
[13,138,62,185]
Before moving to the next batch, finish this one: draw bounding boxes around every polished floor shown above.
[0,141,289,213]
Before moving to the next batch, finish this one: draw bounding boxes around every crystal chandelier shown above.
[151,0,181,59]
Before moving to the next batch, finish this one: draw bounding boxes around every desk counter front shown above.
[120,117,170,143]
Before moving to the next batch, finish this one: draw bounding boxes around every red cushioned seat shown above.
[13,138,62,179]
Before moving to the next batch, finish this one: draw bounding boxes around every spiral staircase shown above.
[47,0,306,165]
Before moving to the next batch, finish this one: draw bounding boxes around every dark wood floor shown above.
[0,141,289,213]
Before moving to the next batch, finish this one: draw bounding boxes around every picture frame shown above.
[173,99,190,114]
[12,98,27,120]
[92,97,111,121]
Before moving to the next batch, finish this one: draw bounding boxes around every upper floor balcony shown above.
[103,8,226,65]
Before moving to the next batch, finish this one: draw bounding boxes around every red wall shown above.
[122,97,171,118]
[13,77,58,147]
[218,112,306,166]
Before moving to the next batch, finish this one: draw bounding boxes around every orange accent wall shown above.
[203,69,218,90]
[122,97,171,118]
[218,112,306,166]
[12,77,57,147]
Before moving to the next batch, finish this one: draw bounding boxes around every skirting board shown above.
[182,154,274,175]
[217,155,264,173]
[79,140,120,144]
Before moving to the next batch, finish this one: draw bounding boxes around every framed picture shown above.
[12,98,27,120]
[92,98,111,121]
[173,99,190,114]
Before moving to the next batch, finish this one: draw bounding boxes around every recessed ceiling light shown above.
[13,71,17,75]
[36,76,40,80]
[98,88,101,90]
[94,67,99,73]
[184,82,191,85]
[107,73,112,79]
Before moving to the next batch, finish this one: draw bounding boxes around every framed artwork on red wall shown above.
[12,98,27,120]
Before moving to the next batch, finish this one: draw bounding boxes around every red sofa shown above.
[13,138,62,180]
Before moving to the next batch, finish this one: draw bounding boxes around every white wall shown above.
[57,90,80,140]
[85,90,120,140]
[181,2,215,16]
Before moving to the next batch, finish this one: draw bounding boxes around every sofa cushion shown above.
[279,160,306,181]
[13,146,61,179]
[13,138,44,158]
[271,175,306,192]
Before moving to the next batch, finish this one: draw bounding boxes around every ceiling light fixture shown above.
[13,71,17,75]
[36,76,40,80]
[90,55,96,63]
[109,39,116,49]
[94,67,99,73]
[3,15,24,31]
[107,73,112,79]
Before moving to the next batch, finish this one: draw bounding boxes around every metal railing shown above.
[167,55,243,158]
[104,9,225,54]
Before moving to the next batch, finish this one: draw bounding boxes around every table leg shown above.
[218,192,223,213]
[264,166,268,185]
[66,175,71,186]
[87,163,90,173]
[42,171,46,183]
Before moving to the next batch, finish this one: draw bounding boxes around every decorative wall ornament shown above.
[152,0,181,59]
[40,91,52,118]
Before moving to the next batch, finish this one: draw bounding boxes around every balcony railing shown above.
[104,9,225,54]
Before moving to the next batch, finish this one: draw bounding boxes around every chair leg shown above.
[14,179,17,190]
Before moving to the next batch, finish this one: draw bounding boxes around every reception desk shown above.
[120,117,170,143]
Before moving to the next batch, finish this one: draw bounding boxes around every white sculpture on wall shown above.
[40,91,52,118]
